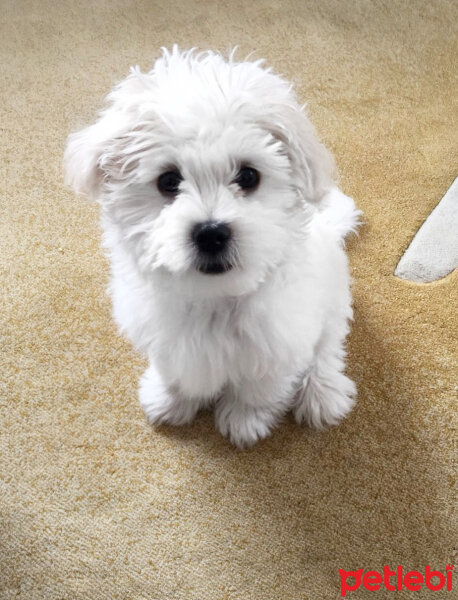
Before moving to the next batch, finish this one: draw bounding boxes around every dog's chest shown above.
[183,299,261,361]
[159,296,275,388]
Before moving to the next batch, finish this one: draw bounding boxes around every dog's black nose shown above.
[191,221,232,254]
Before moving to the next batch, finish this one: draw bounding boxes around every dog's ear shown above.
[260,103,335,204]
[64,115,118,199]
[64,68,152,199]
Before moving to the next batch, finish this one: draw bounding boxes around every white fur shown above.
[64,47,361,448]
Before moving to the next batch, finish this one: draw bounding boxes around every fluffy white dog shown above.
[65,47,360,448]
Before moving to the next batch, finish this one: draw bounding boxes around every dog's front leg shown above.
[215,374,296,448]
[293,327,356,429]
[139,362,207,427]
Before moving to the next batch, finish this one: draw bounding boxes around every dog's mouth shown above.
[193,245,236,275]
[197,261,233,275]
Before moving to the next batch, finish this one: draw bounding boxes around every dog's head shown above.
[65,47,334,297]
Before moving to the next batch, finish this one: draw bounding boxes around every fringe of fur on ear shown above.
[64,110,138,199]
[64,117,117,199]
[64,127,98,198]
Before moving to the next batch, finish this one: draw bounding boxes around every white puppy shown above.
[65,47,361,448]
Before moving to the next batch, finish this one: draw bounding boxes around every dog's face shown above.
[65,48,334,297]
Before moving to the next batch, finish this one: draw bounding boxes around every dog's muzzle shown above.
[191,220,233,275]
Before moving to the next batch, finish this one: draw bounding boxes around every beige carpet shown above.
[1,1,457,598]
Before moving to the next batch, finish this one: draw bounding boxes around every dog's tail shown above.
[318,188,362,245]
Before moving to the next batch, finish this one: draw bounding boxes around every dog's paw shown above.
[139,365,200,426]
[215,398,275,449]
[293,369,356,429]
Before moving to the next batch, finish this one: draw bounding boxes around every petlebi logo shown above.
[339,564,453,596]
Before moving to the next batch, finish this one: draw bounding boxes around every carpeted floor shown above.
[1,1,457,598]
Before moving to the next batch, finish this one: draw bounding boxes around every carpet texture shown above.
[1,1,457,598]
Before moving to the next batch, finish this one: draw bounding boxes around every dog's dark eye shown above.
[157,171,182,196]
[235,166,260,191]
